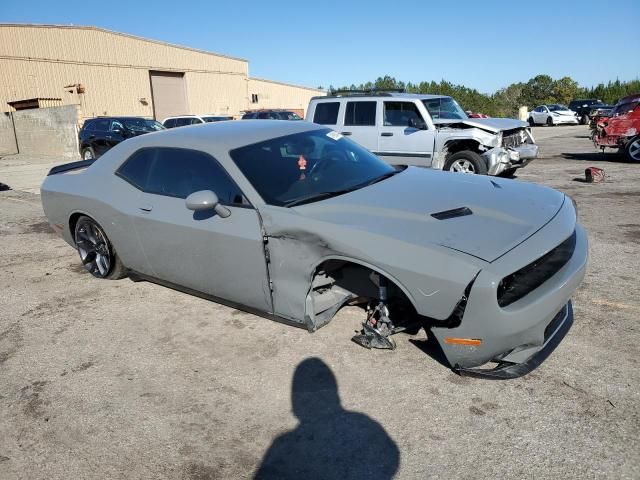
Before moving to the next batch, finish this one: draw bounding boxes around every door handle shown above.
[139,205,153,213]
[381,132,394,136]
[341,131,352,136]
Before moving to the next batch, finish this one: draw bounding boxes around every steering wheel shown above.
[308,149,348,181]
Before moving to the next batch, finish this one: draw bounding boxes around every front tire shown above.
[624,136,640,162]
[528,117,535,127]
[74,216,126,279]
[444,151,488,175]
[546,116,554,127]
[581,115,589,125]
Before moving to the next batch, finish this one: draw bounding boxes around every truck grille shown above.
[497,231,576,307]
[502,129,528,148]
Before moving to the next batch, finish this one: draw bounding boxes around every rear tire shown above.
[624,136,640,162]
[73,215,126,279]
[444,151,488,175]
[81,147,96,160]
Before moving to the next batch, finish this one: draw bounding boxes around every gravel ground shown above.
[0,125,638,479]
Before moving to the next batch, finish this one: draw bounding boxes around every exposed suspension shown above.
[351,272,397,350]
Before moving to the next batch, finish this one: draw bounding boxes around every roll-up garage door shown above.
[149,71,188,121]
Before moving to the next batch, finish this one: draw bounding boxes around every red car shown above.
[465,111,490,118]
[593,94,640,162]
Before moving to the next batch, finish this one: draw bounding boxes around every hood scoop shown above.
[431,207,473,220]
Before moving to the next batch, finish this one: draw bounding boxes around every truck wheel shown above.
[625,136,640,162]
[444,151,488,175]
[528,117,535,127]
[581,115,589,125]
[546,116,554,126]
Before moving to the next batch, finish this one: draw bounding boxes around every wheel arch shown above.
[303,255,419,331]
[443,138,483,158]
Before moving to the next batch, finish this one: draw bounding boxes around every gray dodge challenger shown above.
[41,120,588,379]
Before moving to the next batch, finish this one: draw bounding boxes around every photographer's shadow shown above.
[255,358,400,480]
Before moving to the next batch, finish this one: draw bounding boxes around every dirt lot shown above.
[0,125,638,479]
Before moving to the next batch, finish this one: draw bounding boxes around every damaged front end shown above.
[484,128,538,175]
[434,121,538,175]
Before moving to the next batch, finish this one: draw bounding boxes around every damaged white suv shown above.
[307,91,538,175]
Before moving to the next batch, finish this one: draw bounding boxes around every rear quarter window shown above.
[116,149,154,190]
[313,102,340,125]
[93,119,110,131]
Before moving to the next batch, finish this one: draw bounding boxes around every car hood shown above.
[294,168,565,263]
[434,117,528,133]
[551,110,576,116]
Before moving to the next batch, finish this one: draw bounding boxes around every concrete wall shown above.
[8,105,80,159]
[248,78,324,116]
[0,112,18,156]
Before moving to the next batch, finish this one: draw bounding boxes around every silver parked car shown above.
[41,120,587,379]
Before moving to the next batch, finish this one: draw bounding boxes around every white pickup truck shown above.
[306,91,538,176]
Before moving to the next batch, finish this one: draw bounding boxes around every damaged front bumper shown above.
[454,302,573,379]
[429,203,587,379]
[484,144,539,175]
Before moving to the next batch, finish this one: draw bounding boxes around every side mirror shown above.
[409,117,427,130]
[185,190,231,218]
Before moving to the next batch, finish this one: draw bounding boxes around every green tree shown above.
[521,74,556,106]
[328,75,639,117]
[554,76,580,105]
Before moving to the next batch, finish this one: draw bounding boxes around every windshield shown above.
[203,116,232,122]
[123,119,165,132]
[548,104,568,111]
[422,97,467,120]
[230,128,397,207]
[611,101,640,117]
[277,112,302,120]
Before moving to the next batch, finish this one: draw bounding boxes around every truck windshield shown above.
[422,98,468,120]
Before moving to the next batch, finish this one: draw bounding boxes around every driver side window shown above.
[116,148,249,206]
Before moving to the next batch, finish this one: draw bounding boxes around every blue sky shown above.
[2,0,639,93]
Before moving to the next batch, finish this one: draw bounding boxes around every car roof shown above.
[617,94,640,104]
[312,92,449,101]
[83,116,153,126]
[119,119,322,155]
[163,115,201,120]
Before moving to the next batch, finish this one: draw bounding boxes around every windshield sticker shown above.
[326,131,343,141]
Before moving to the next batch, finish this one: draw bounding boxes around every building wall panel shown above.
[0,25,248,74]
[0,25,322,122]
[248,78,324,116]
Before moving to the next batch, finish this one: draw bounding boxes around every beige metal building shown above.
[0,24,324,121]
[248,78,323,117]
